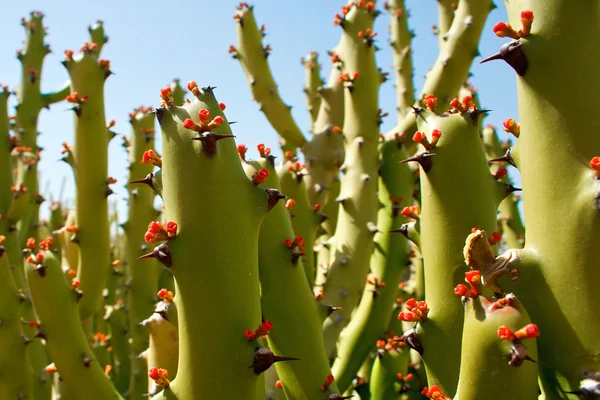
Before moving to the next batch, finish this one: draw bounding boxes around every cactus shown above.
[123,106,162,398]
[2,1,600,399]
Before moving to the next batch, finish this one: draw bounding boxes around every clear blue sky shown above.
[0,0,520,222]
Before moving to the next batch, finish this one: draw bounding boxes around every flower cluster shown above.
[148,367,170,387]
[454,270,481,299]
[412,130,441,150]
[421,385,451,400]
[141,150,162,167]
[157,288,174,303]
[398,298,429,322]
[244,320,273,341]
[144,221,178,244]
[183,109,225,134]
[497,323,540,342]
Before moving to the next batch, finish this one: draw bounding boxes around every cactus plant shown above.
[1,1,599,399]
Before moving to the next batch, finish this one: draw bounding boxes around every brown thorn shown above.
[399,152,436,173]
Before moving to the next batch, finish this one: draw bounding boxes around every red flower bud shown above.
[183,119,197,129]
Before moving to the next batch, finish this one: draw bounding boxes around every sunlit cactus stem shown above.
[124,106,162,399]
[62,37,113,322]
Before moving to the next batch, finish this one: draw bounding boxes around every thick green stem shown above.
[386,0,415,118]
[63,46,112,321]
[124,107,161,399]
[384,0,493,151]
[233,5,306,151]
[411,110,504,395]
[456,295,539,399]
[491,1,600,394]
[0,244,33,399]
[151,87,274,398]
[243,156,338,399]
[320,1,381,357]
[277,159,319,288]
[332,141,413,391]
[302,51,324,128]
[25,250,122,399]
[481,125,525,249]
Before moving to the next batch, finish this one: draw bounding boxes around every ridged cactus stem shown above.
[332,140,413,391]
[25,249,123,399]
[0,241,33,399]
[455,294,539,399]
[369,343,410,400]
[62,40,112,321]
[13,11,51,244]
[168,80,187,107]
[242,155,338,399]
[407,109,507,395]
[484,2,600,394]
[15,16,107,245]
[481,125,524,249]
[0,87,12,224]
[277,156,319,288]
[435,0,457,52]
[384,0,493,148]
[302,52,345,208]
[232,4,345,208]
[320,0,381,356]
[104,302,130,395]
[314,176,340,289]
[232,4,306,151]
[124,106,161,399]
[385,0,415,118]
[150,86,279,398]
[302,51,324,127]
[1,86,51,400]
[142,299,178,396]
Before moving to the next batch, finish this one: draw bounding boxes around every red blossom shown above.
[398,298,429,322]
[251,168,269,186]
[148,367,170,386]
[141,150,162,167]
[244,320,274,340]
[320,374,334,391]
[144,221,178,243]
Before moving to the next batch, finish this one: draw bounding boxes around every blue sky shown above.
[0,0,520,222]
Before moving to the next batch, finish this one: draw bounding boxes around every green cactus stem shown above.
[62,40,112,321]
[383,0,493,148]
[314,176,340,290]
[403,106,509,395]
[169,79,186,107]
[302,51,324,128]
[369,342,411,400]
[232,4,345,208]
[124,106,162,399]
[142,299,179,396]
[1,85,51,400]
[15,16,107,246]
[455,294,539,399]
[0,239,33,400]
[104,302,131,395]
[434,0,457,52]
[319,0,381,356]
[481,125,524,249]
[276,155,319,288]
[301,52,345,208]
[385,0,415,118]
[331,139,413,391]
[242,153,338,399]
[25,248,123,399]
[232,4,306,151]
[481,2,600,395]
[149,84,282,398]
